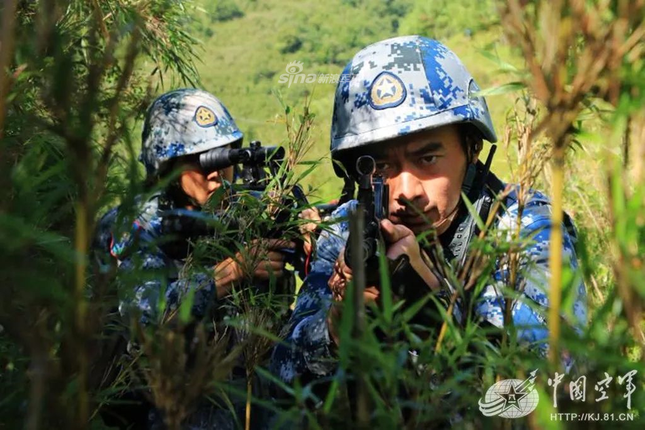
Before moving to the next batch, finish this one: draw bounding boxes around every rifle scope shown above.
[199,145,285,173]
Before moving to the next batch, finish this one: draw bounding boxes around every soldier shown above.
[271,36,587,385]
[94,88,309,429]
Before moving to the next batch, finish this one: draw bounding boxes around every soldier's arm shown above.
[116,250,217,327]
[473,192,588,362]
[270,204,352,383]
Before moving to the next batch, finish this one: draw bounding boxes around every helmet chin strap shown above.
[431,143,498,232]
[461,144,497,199]
[430,203,460,231]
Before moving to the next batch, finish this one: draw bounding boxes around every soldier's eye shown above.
[419,155,438,166]
[375,162,390,174]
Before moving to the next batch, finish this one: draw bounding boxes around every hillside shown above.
[188,0,515,201]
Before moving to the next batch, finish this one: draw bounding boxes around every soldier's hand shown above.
[380,219,439,291]
[299,207,322,256]
[214,239,295,298]
[252,239,295,280]
[327,249,380,346]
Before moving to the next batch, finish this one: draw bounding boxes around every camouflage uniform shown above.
[94,89,278,430]
[94,192,221,327]
[270,191,588,383]
[270,36,588,384]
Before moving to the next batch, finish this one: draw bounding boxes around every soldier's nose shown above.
[393,171,423,205]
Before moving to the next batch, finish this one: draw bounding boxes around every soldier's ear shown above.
[463,131,483,164]
[471,138,483,163]
[458,125,483,164]
[178,166,203,192]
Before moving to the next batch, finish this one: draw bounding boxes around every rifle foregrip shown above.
[344,235,378,270]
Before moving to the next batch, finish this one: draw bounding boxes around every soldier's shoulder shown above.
[320,200,356,235]
[93,205,120,252]
[103,193,166,259]
[497,187,553,231]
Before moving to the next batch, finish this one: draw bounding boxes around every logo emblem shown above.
[194,106,217,127]
[369,72,407,110]
[285,61,304,74]
[479,370,539,419]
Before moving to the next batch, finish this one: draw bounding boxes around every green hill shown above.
[188,0,516,201]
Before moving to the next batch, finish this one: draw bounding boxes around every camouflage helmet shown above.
[141,88,243,177]
[330,36,496,175]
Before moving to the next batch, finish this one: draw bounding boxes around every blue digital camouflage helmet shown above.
[141,88,243,177]
[330,36,497,176]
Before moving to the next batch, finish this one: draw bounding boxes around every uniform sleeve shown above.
[116,249,217,327]
[473,191,588,363]
[270,203,352,383]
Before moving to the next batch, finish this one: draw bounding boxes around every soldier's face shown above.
[180,158,234,207]
[373,125,475,236]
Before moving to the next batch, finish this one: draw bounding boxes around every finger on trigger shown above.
[267,251,285,262]
[267,239,296,250]
[380,218,411,243]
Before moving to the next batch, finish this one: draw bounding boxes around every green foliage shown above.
[207,0,245,23]
[0,0,200,428]
[400,0,499,38]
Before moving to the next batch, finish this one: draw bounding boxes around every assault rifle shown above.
[343,156,389,285]
[343,155,437,309]
[161,141,333,279]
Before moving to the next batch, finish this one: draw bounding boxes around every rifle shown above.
[162,141,329,279]
[342,156,440,316]
[198,140,284,191]
[343,156,389,285]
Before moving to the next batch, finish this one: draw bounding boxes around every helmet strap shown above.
[461,144,497,199]
[461,162,478,196]
[338,175,356,206]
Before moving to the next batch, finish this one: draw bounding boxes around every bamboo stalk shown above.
[348,209,369,427]
[0,0,19,215]
[74,201,89,429]
[547,143,565,366]
[245,374,252,430]
[0,0,18,140]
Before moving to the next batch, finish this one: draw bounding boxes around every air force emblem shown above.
[369,72,407,110]
[194,106,218,127]
[478,370,539,419]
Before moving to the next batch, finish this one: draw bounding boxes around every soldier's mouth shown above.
[391,213,434,228]
[404,219,432,230]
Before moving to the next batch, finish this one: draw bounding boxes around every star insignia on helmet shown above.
[194,106,218,127]
[369,72,407,110]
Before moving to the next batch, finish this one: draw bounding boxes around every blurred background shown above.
[185,0,510,199]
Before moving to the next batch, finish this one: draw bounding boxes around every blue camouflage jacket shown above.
[94,192,286,430]
[94,192,219,326]
[271,187,588,383]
